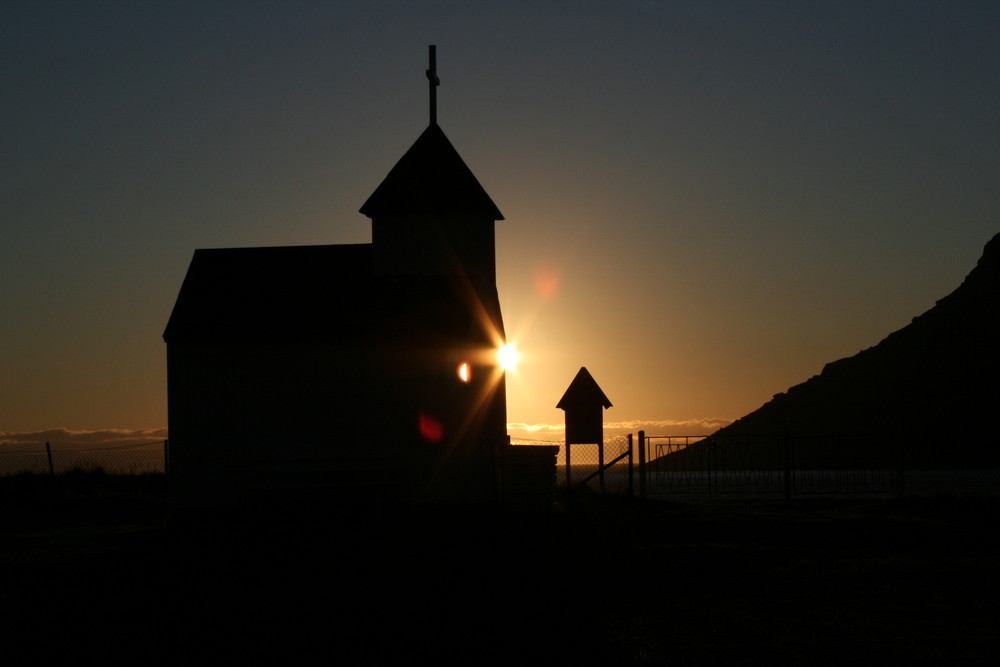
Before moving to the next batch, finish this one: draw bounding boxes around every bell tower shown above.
[359,46,503,284]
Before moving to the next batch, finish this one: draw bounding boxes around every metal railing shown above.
[638,432,901,499]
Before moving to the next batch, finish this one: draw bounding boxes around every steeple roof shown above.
[359,123,503,220]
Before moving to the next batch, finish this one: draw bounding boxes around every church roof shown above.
[359,123,504,221]
[163,244,503,346]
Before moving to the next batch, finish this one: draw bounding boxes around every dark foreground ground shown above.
[2,471,998,665]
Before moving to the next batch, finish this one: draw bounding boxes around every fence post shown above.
[565,439,571,487]
[627,433,634,497]
[598,437,605,493]
[708,437,715,496]
[783,429,792,504]
[638,430,646,499]
[894,434,904,499]
[45,441,54,476]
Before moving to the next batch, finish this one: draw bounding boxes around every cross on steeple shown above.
[426,45,440,125]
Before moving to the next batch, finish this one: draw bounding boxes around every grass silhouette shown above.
[1,475,997,664]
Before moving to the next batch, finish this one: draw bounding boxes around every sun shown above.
[497,343,521,372]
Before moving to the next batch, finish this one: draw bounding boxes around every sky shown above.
[3,1,999,448]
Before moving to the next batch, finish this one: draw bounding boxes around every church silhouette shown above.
[164,48,509,507]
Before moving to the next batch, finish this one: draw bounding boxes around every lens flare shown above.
[419,412,444,443]
[497,343,521,372]
[533,265,560,300]
[457,362,471,383]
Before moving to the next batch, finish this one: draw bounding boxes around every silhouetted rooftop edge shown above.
[557,366,613,410]
[360,123,504,220]
[162,244,502,345]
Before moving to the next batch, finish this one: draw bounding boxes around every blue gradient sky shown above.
[3,1,998,441]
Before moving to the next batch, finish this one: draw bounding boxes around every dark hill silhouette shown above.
[703,232,1000,468]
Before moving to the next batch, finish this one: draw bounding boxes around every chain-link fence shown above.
[639,432,1000,498]
[510,435,633,493]
[12,432,989,498]
[0,441,167,476]
[640,433,898,498]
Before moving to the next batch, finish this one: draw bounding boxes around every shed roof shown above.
[360,124,503,221]
[556,367,613,411]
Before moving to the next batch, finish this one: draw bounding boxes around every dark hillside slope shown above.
[713,232,1000,467]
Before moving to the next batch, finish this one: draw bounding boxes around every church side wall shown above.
[166,338,509,506]
[166,340,387,505]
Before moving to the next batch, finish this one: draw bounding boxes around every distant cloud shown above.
[0,428,168,451]
[506,422,565,434]
[506,418,732,442]
[2,421,733,450]
[603,418,734,433]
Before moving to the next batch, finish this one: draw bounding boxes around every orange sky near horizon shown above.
[3,3,999,445]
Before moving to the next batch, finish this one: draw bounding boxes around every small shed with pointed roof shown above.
[557,367,613,445]
[556,367,613,488]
